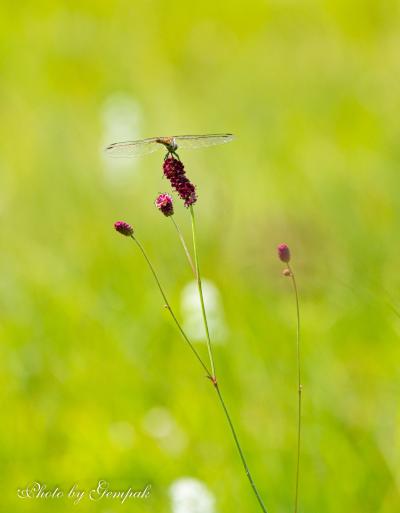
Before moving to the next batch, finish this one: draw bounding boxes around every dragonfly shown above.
[105,133,234,159]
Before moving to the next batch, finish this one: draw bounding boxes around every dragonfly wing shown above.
[105,138,162,158]
[173,133,234,149]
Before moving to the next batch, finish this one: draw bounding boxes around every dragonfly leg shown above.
[164,151,181,161]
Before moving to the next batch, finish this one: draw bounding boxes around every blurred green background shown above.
[1,1,400,512]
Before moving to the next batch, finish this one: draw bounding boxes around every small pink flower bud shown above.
[155,193,174,217]
[114,221,134,236]
[277,243,290,263]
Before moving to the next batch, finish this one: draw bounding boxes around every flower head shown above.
[114,221,134,236]
[163,156,197,207]
[277,243,290,263]
[155,193,174,217]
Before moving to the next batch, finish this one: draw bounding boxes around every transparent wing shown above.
[173,133,234,149]
[105,138,163,158]
[105,133,234,157]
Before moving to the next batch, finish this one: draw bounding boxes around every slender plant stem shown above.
[170,216,196,277]
[188,205,268,513]
[288,263,302,513]
[214,384,269,513]
[127,225,270,513]
[189,205,216,379]
[130,234,212,378]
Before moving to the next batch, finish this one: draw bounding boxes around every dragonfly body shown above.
[106,133,233,158]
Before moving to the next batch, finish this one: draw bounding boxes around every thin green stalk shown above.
[214,384,269,513]
[189,205,216,378]
[130,234,212,379]
[288,263,302,513]
[170,216,196,277]
[188,205,268,513]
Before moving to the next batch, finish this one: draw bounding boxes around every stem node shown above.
[207,375,218,386]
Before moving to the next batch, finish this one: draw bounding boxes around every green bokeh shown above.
[1,1,400,512]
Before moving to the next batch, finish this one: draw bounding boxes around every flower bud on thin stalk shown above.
[154,193,196,277]
[159,154,214,376]
[160,155,214,377]
[114,220,211,378]
[155,193,174,217]
[278,243,291,263]
[277,243,302,513]
[114,221,134,237]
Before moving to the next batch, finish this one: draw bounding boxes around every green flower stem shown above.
[189,205,216,379]
[170,216,196,277]
[130,234,212,379]
[214,383,269,513]
[188,205,268,513]
[288,263,302,513]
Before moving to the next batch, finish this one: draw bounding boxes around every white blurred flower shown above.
[181,280,227,343]
[142,407,174,439]
[100,92,142,179]
[142,407,187,455]
[169,477,216,513]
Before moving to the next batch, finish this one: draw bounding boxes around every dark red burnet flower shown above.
[163,156,197,207]
[277,243,290,263]
[155,193,174,217]
[114,221,134,236]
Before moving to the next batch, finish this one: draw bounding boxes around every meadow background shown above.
[1,1,400,512]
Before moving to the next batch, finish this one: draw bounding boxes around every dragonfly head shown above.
[157,137,179,158]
